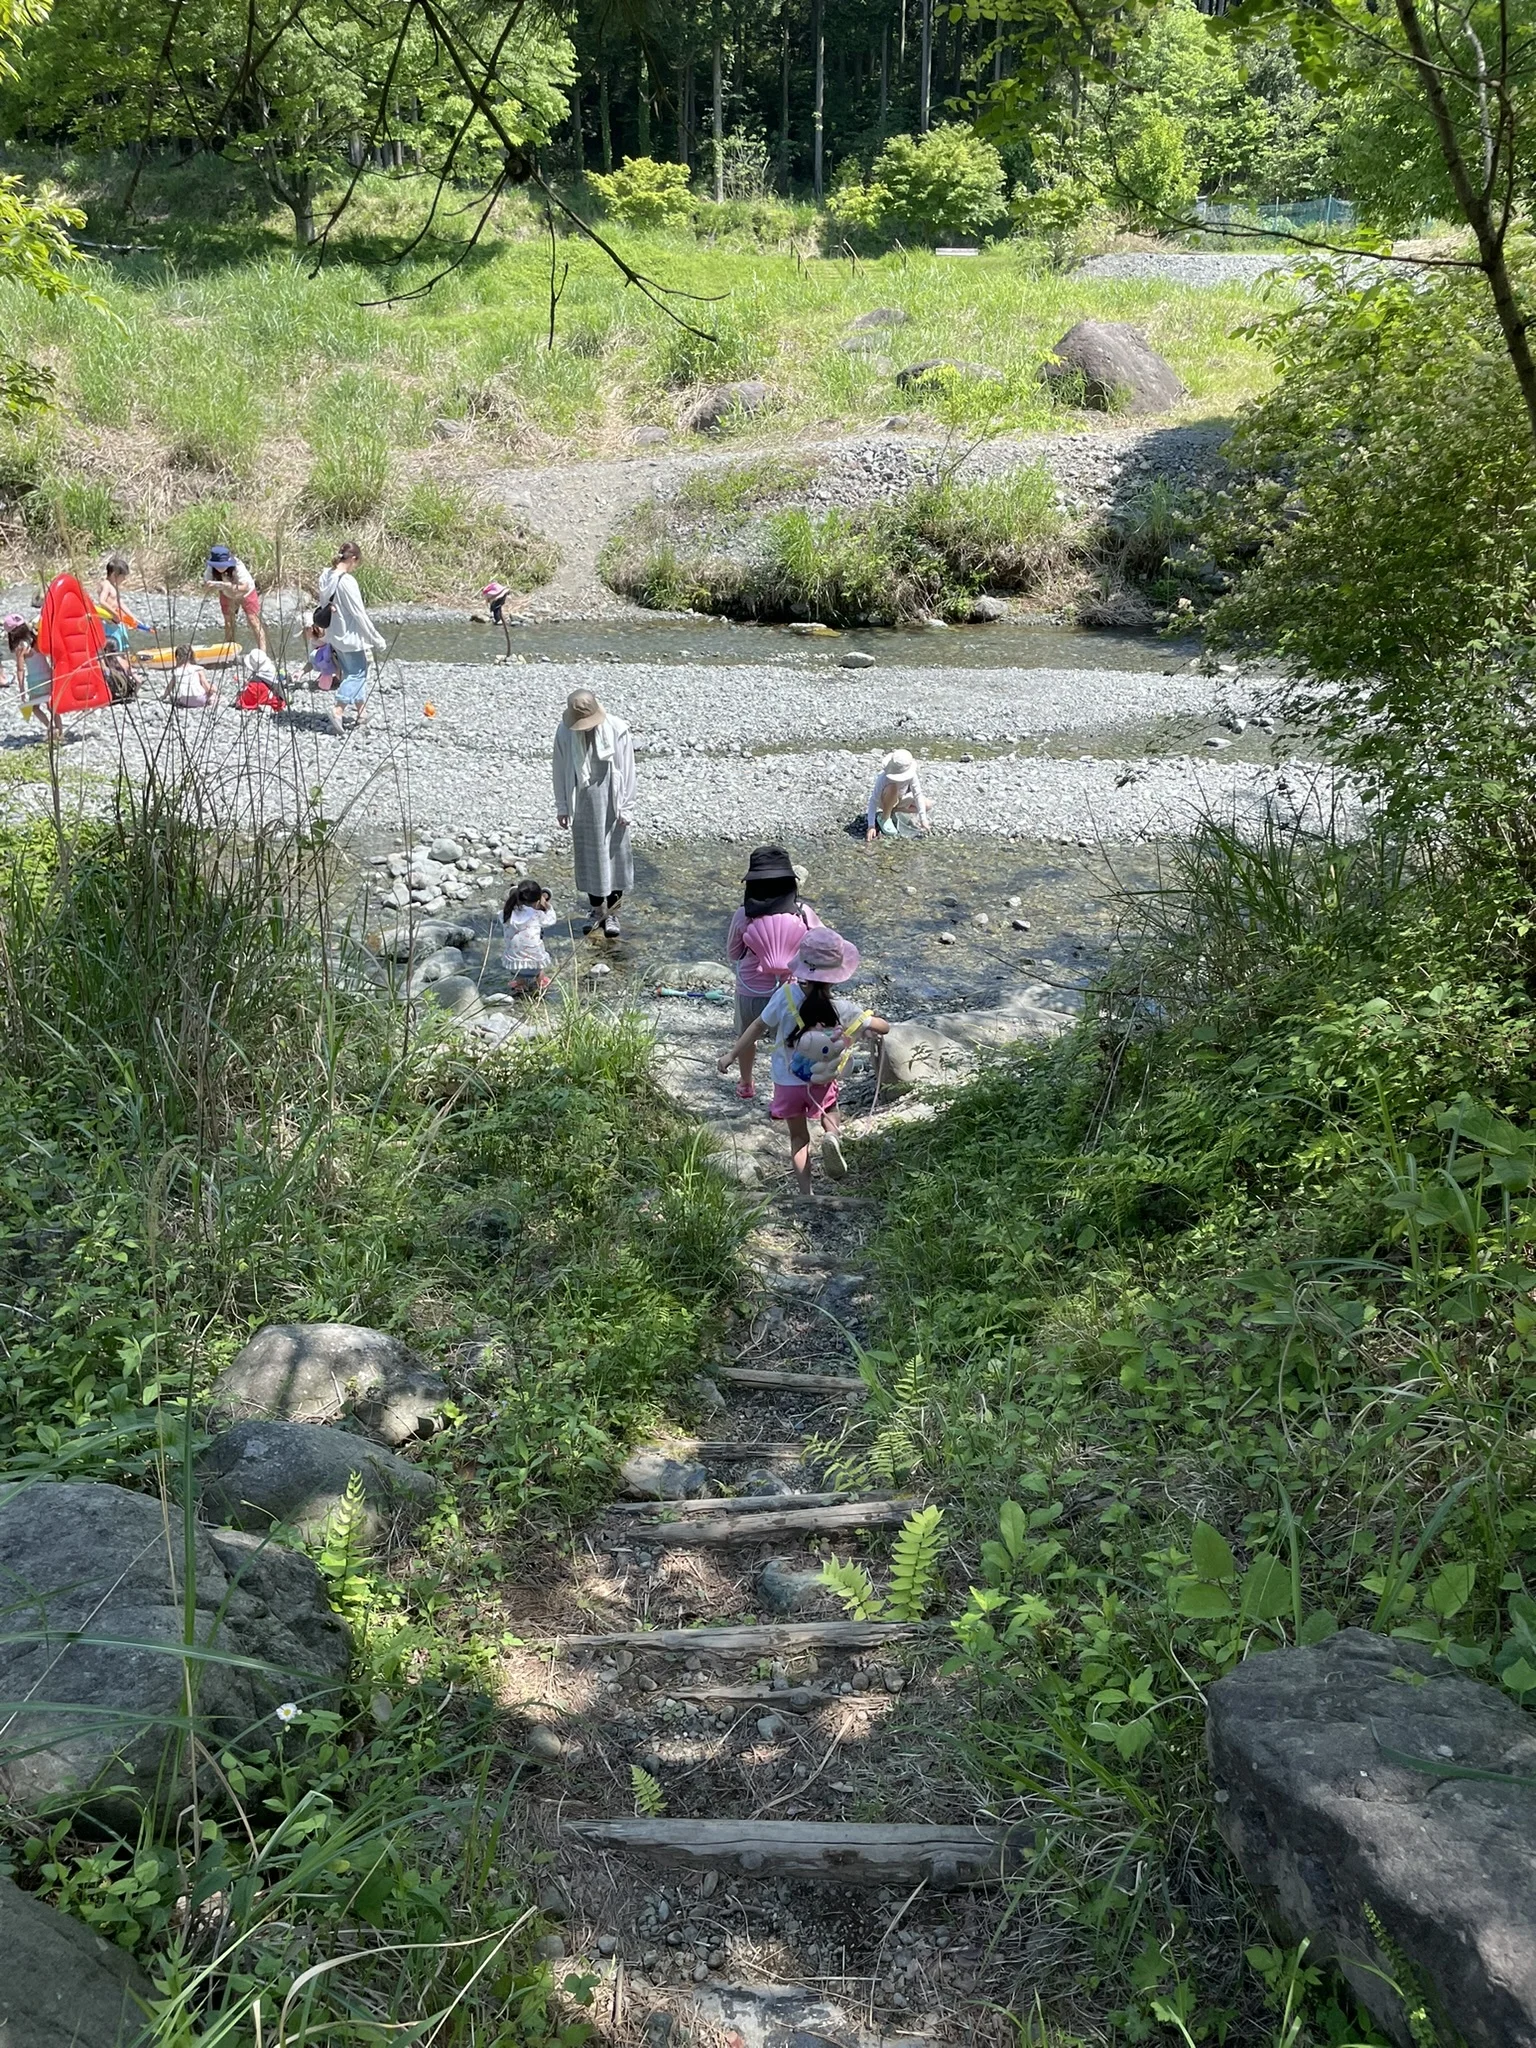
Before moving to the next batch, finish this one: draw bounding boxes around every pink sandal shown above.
[735,1083,755,1100]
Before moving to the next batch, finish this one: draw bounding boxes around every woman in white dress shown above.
[553,688,636,938]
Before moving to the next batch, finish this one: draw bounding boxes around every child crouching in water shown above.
[718,927,888,1197]
[501,876,555,995]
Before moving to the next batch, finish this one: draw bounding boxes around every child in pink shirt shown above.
[723,844,822,1099]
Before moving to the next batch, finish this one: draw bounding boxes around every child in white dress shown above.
[501,876,556,995]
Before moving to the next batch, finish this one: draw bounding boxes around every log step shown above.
[666,1684,825,1710]
[715,1367,867,1395]
[639,1498,913,1547]
[535,1621,928,1653]
[609,1489,866,1520]
[563,1818,1013,1889]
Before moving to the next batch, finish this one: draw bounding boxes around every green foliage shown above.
[588,156,693,230]
[613,466,1064,626]
[630,1765,667,1817]
[827,125,1007,249]
[870,797,1536,2039]
[1202,263,1536,826]
[819,1504,946,1621]
[315,1471,374,1625]
[162,499,271,583]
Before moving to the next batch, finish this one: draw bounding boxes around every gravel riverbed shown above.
[18,648,1329,856]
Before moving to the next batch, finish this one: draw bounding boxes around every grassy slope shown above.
[855,819,1536,2044]
[0,152,1280,603]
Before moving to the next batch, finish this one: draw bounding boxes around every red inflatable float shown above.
[37,572,111,714]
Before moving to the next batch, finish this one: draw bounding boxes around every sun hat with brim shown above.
[744,844,797,885]
[481,582,508,599]
[207,545,235,570]
[564,688,607,731]
[882,749,918,783]
[791,928,861,984]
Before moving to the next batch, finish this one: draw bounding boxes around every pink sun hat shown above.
[481,581,509,600]
[791,927,861,984]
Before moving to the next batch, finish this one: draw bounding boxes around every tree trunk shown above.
[677,57,688,164]
[571,78,584,174]
[900,0,907,69]
[779,7,791,181]
[712,9,724,202]
[919,0,932,131]
[599,68,612,171]
[1393,0,1536,450]
[637,48,651,155]
[880,20,889,126]
[812,0,825,200]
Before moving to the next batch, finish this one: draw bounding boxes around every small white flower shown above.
[275,1702,300,1725]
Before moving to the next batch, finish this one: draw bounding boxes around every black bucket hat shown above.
[744,844,796,884]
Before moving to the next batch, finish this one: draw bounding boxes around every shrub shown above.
[834,125,1008,249]
[651,301,765,388]
[26,474,130,552]
[588,156,693,230]
[163,500,271,585]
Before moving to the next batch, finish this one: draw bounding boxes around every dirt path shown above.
[492,1008,1031,2048]
[490,419,1229,623]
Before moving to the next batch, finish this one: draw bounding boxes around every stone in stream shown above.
[209,1321,447,1446]
[1207,1628,1536,2048]
[969,594,1009,622]
[0,1873,155,2046]
[420,975,485,1021]
[406,945,466,995]
[620,1446,708,1500]
[196,1420,438,1540]
[429,837,463,864]
[374,919,475,961]
[0,1481,348,1822]
[658,959,734,994]
[839,650,877,669]
[1042,321,1186,415]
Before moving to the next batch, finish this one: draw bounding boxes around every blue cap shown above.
[208,545,235,569]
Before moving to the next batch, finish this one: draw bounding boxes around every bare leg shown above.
[252,610,268,655]
[737,1042,756,1093]
[785,1114,813,1196]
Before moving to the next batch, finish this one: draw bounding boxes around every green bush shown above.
[650,300,765,388]
[26,473,130,551]
[588,155,693,230]
[828,125,1007,250]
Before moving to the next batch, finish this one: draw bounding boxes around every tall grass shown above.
[0,738,743,2038]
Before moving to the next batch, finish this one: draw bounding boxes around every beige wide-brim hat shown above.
[883,748,918,784]
[564,688,607,731]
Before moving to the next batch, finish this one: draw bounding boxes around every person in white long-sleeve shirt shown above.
[866,748,931,842]
[316,541,385,735]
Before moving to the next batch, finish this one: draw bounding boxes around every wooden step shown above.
[666,1683,825,1710]
[609,1489,864,1520]
[638,1497,913,1547]
[535,1620,928,1653]
[715,1367,867,1395]
[563,1818,1012,1888]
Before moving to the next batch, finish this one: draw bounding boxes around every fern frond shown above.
[316,1470,373,1620]
[886,1504,946,1622]
[631,1765,667,1818]
[892,1353,932,1407]
[818,1555,882,1620]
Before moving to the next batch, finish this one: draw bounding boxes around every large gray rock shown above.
[0,1481,347,1821]
[879,988,1076,1092]
[196,1421,438,1541]
[210,1322,446,1447]
[758,1556,830,1615]
[658,959,734,994]
[406,945,468,995]
[894,358,1003,390]
[374,918,476,963]
[0,1874,153,2045]
[620,1446,707,1501]
[683,380,771,432]
[1042,320,1186,415]
[848,306,910,331]
[1207,1628,1536,2048]
[421,974,485,1021]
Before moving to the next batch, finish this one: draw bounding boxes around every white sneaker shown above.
[821,1130,847,1179]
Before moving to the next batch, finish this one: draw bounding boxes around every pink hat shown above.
[482,581,508,599]
[791,927,861,984]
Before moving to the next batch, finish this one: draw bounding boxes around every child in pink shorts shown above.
[718,927,888,1197]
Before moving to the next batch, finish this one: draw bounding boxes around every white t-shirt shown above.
[168,663,212,708]
[759,983,865,1087]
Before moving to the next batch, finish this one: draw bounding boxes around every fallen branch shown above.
[610,1490,868,1520]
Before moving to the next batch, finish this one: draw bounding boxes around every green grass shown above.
[0,147,1281,598]
[852,810,1536,2044]
[0,771,743,2040]
[607,465,1070,623]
